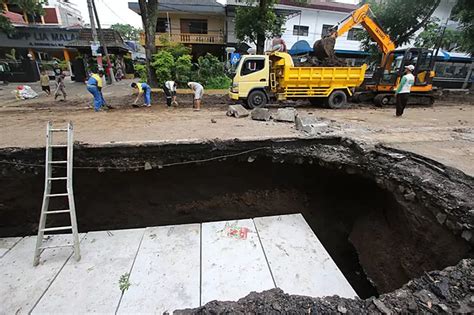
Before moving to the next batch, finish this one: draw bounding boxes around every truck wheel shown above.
[373,94,392,107]
[326,90,348,109]
[247,90,267,109]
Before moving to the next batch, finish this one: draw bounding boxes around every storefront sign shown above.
[0,27,79,49]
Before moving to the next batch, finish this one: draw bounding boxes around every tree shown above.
[235,0,286,54]
[111,23,141,41]
[415,18,462,51]
[138,0,159,88]
[359,0,441,55]
[452,0,474,54]
[0,0,45,33]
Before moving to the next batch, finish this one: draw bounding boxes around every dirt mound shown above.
[177,259,473,314]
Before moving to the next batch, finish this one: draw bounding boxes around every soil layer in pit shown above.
[0,144,470,299]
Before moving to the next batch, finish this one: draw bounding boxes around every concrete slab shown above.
[201,219,275,304]
[254,214,358,298]
[0,236,22,258]
[32,229,144,314]
[0,235,80,315]
[118,224,201,314]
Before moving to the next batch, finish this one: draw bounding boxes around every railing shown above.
[140,32,225,45]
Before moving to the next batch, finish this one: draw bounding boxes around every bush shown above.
[205,75,232,89]
[133,64,147,82]
[151,51,175,86]
[175,55,193,86]
[197,53,224,85]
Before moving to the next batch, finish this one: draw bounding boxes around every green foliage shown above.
[235,0,288,52]
[197,53,223,83]
[134,64,147,82]
[111,23,142,41]
[1,0,46,33]
[151,51,175,86]
[159,38,192,60]
[205,75,232,89]
[118,273,131,292]
[359,0,441,52]
[452,0,474,54]
[175,55,193,86]
[415,18,462,51]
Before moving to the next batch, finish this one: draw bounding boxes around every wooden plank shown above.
[118,224,201,314]
[32,228,145,314]
[0,235,81,315]
[0,237,22,258]
[201,219,275,304]
[254,214,358,298]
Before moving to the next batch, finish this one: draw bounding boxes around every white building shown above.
[44,0,83,27]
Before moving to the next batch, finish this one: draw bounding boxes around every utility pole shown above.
[91,0,115,83]
[86,0,102,70]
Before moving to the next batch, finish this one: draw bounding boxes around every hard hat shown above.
[405,65,415,71]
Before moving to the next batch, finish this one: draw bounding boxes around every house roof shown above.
[66,29,130,52]
[279,0,357,13]
[128,0,225,15]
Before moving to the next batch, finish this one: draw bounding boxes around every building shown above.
[128,0,226,58]
[43,0,83,27]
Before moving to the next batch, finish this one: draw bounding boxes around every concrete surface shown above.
[0,214,356,314]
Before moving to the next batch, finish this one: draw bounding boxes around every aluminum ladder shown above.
[33,121,80,266]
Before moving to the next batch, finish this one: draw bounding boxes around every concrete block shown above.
[272,107,296,122]
[226,105,249,118]
[295,116,329,134]
[251,108,271,121]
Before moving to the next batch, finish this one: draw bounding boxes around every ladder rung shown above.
[41,226,72,232]
[48,177,68,181]
[45,209,71,214]
[46,193,69,197]
[48,161,68,164]
[50,128,68,132]
[50,145,68,148]
[39,244,74,250]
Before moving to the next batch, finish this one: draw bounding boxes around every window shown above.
[180,19,208,34]
[156,18,168,33]
[321,24,335,37]
[347,28,363,41]
[241,58,265,76]
[293,25,309,36]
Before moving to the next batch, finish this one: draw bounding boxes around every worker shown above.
[271,36,287,52]
[131,82,152,107]
[187,82,204,111]
[54,71,67,101]
[86,71,105,112]
[395,65,415,117]
[163,80,177,107]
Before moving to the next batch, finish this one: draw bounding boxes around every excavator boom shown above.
[335,4,395,55]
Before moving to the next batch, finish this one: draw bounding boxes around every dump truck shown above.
[229,51,367,109]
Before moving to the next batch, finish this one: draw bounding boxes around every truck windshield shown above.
[241,58,265,76]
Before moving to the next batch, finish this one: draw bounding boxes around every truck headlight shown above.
[231,82,239,93]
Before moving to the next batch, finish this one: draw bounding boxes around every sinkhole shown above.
[0,138,471,300]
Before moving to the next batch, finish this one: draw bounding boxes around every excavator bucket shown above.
[312,35,345,66]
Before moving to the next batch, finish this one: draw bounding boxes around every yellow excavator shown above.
[314,3,436,106]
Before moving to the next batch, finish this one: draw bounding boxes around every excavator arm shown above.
[335,4,396,57]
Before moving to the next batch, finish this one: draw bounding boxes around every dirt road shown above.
[0,88,472,176]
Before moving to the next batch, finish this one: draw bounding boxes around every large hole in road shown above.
[0,139,471,300]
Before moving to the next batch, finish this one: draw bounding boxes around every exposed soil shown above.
[0,138,472,306]
[177,259,474,314]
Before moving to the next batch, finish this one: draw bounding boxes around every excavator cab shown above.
[368,48,435,106]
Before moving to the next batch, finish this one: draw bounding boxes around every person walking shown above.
[39,70,51,96]
[54,71,67,101]
[187,82,204,111]
[163,80,177,107]
[86,71,105,112]
[395,65,415,117]
[131,82,152,107]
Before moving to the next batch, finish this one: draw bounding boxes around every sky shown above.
[70,0,358,29]
[70,0,226,28]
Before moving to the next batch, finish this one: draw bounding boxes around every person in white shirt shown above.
[187,82,204,111]
[395,65,415,117]
[163,80,177,107]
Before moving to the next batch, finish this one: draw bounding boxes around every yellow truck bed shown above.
[276,65,367,98]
